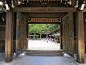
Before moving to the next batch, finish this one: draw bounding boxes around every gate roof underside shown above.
[0,0,86,23]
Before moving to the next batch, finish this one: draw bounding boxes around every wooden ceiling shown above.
[1,0,86,7]
[1,0,86,23]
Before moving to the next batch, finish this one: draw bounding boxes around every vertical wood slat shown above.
[60,24,62,49]
[5,8,14,62]
[16,13,19,57]
[76,10,85,63]
[62,21,65,50]
[27,22,28,49]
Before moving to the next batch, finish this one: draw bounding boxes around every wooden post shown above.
[75,9,85,63]
[60,24,62,49]
[40,33,41,39]
[34,31,36,40]
[5,8,14,62]
[27,22,28,49]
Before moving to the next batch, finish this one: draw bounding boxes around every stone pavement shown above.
[3,53,86,65]
[12,53,78,65]
[0,53,5,64]
[28,39,60,50]
[1,52,86,65]
[0,40,86,65]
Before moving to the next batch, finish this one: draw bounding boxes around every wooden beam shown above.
[28,22,61,24]
[24,4,65,7]
[5,8,14,62]
[28,0,60,1]
[25,13,65,18]
[13,7,77,12]
[75,9,85,63]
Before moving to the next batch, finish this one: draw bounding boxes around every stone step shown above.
[26,52,63,56]
[26,50,63,53]
[25,50,64,56]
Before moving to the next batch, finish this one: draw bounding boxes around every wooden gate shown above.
[62,13,74,57]
[16,12,27,57]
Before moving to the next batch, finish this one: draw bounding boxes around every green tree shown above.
[28,24,60,34]
[47,24,60,34]
[29,24,47,34]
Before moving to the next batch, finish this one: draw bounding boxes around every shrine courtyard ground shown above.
[0,40,86,65]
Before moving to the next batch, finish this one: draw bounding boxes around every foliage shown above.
[47,24,60,34]
[29,24,47,34]
[29,24,60,34]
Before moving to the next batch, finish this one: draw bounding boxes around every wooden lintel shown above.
[13,7,77,12]
[25,13,65,18]
[28,22,61,24]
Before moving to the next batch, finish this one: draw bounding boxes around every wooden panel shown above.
[65,15,69,54]
[62,18,66,50]
[62,13,74,57]
[0,31,5,40]
[0,17,6,52]
[68,13,74,57]
[0,27,5,31]
[16,12,27,57]
[0,40,5,53]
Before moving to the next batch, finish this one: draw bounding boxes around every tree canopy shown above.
[47,24,60,34]
[29,24,60,34]
[29,24,47,34]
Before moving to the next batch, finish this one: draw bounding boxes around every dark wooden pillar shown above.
[75,9,85,63]
[60,24,62,49]
[27,22,28,49]
[5,8,14,62]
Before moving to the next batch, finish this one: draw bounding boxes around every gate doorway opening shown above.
[28,24,60,50]
[26,24,63,56]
